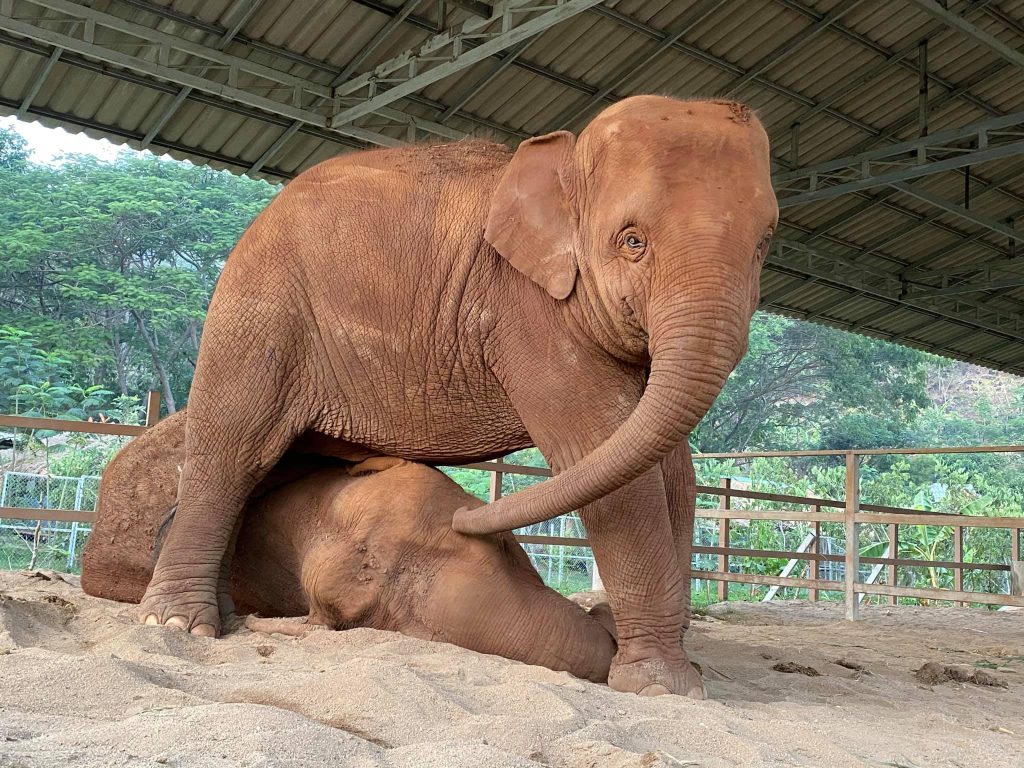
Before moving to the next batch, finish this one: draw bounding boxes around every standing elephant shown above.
[82,413,617,683]
[140,95,777,698]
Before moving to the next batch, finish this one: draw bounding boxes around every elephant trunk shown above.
[453,285,746,535]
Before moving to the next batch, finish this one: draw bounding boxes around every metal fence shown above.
[0,471,98,572]
[1,406,1022,612]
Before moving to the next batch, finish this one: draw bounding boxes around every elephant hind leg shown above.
[138,288,314,637]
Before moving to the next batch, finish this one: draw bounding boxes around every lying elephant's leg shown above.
[244,615,326,637]
[427,532,617,683]
[662,440,697,633]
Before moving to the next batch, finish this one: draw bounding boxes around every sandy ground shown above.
[0,571,1021,768]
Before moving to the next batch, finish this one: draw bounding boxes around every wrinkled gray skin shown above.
[140,95,777,698]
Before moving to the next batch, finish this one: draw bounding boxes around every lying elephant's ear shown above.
[485,131,578,300]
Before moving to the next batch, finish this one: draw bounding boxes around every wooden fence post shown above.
[489,462,503,503]
[1012,528,1021,598]
[845,452,860,620]
[145,390,161,427]
[717,478,731,602]
[888,523,898,606]
[954,525,964,607]
[810,513,820,601]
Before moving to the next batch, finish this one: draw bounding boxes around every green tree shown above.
[695,313,935,452]
[0,145,277,413]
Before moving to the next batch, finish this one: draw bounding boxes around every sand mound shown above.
[1,571,1022,767]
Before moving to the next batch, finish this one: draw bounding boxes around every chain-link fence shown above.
[0,471,98,572]
[516,513,596,596]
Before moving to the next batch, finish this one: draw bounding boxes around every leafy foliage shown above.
[0,134,277,417]
[694,313,934,452]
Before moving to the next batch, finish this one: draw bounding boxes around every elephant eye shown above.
[618,228,648,261]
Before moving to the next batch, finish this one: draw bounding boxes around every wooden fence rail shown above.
[1,405,1022,615]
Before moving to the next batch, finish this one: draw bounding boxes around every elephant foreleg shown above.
[662,440,697,633]
[577,470,705,698]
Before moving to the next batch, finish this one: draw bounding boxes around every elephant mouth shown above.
[618,295,647,350]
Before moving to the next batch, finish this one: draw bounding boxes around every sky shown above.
[1,114,134,164]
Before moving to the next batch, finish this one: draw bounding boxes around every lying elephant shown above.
[143,94,776,698]
[81,413,617,683]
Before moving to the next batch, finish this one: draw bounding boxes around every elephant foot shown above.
[607,648,707,699]
[138,576,222,637]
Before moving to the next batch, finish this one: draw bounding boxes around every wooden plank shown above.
[718,478,730,602]
[811,516,820,602]
[856,582,1024,608]
[488,460,503,502]
[145,390,161,427]
[459,461,551,477]
[695,444,1024,459]
[888,523,898,606]
[696,570,841,592]
[697,571,1024,607]
[954,526,964,607]
[692,545,1010,572]
[845,452,860,621]
[856,511,1024,529]
[696,484,843,509]
[697,482,970,517]
[698,507,843,523]
[0,506,95,523]
[515,534,589,547]
[0,415,146,437]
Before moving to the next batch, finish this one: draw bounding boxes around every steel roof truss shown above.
[330,0,604,129]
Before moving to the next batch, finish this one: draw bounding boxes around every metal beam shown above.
[776,109,1024,186]
[16,44,60,117]
[0,92,298,179]
[909,0,1024,71]
[548,0,725,131]
[771,239,1024,341]
[438,37,534,123]
[773,0,1002,129]
[335,0,424,85]
[905,275,1024,299]
[591,4,881,138]
[331,0,604,129]
[776,123,1024,208]
[139,0,268,149]
[725,0,867,96]
[0,0,403,147]
[888,182,1020,241]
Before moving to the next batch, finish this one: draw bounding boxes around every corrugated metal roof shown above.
[0,0,1022,375]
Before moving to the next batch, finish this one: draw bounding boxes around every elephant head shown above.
[454,96,777,534]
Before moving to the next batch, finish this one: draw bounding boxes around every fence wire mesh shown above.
[0,471,98,572]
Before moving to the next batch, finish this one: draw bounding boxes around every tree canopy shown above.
[0,126,277,417]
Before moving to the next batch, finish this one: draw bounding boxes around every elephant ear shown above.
[485,131,578,300]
